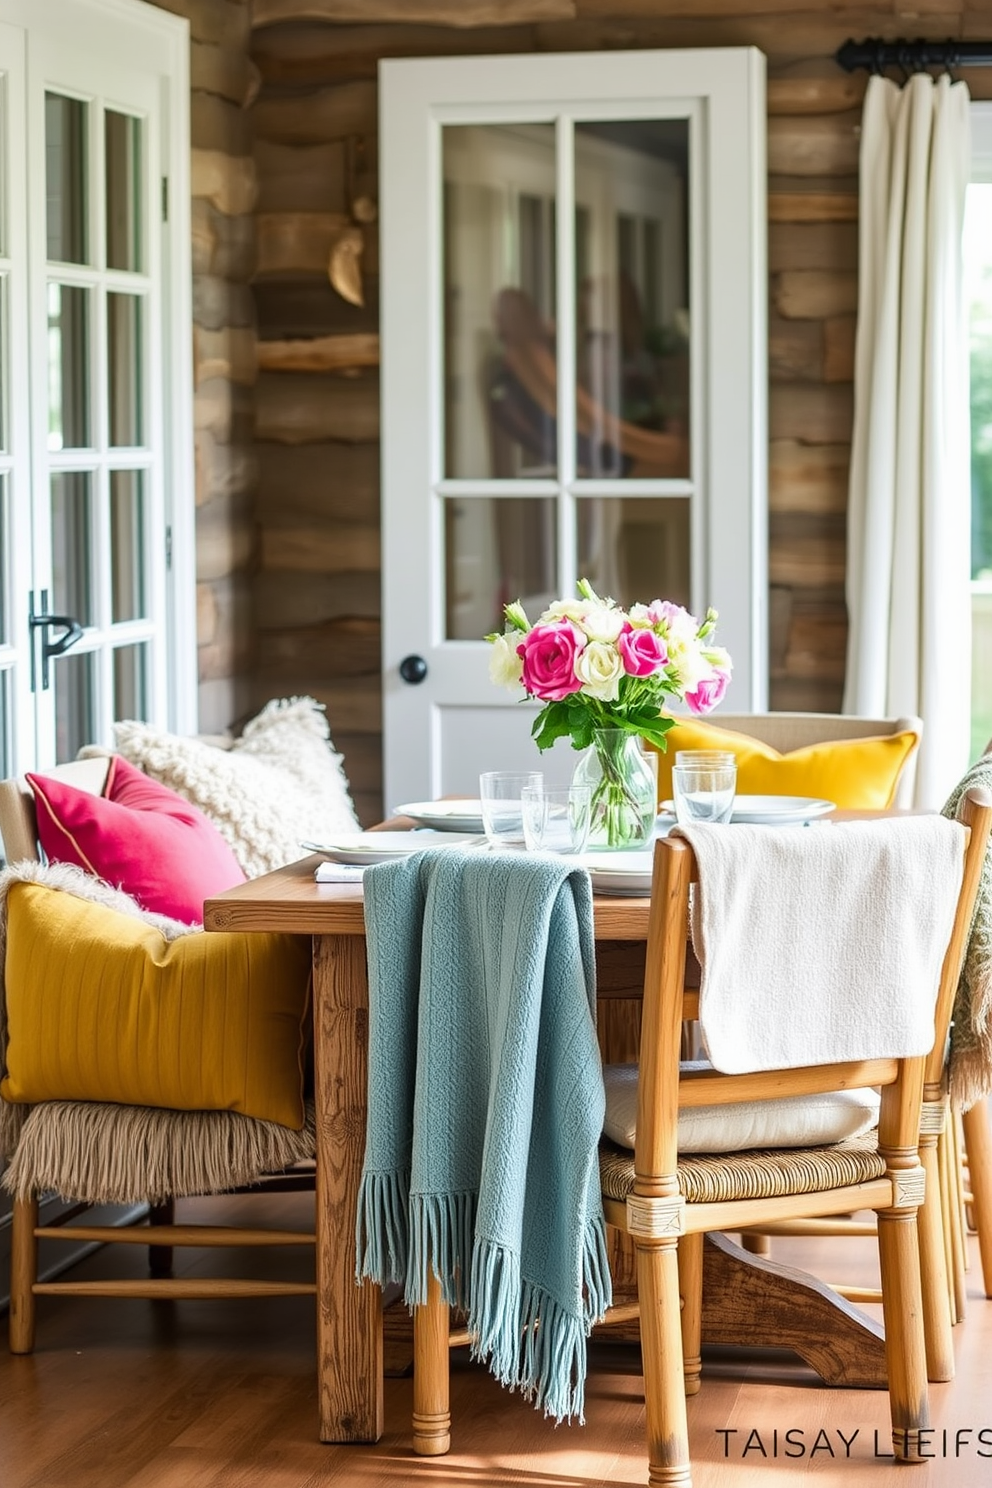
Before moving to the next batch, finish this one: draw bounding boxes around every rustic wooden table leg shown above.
[313,933,383,1443]
[701,1231,888,1387]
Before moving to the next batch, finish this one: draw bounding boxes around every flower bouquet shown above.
[487,580,731,849]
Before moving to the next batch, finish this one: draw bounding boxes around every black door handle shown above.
[399,654,428,684]
[29,592,84,691]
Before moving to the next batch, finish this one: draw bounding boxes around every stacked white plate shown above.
[303,830,484,865]
[393,800,485,833]
[658,794,835,827]
[581,850,654,897]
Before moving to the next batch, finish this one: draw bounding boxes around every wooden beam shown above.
[255,372,380,444]
[256,211,351,277]
[768,115,860,177]
[774,269,858,320]
[768,192,858,223]
[253,82,376,147]
[252,0,575,27]
[257,333,380,373]
[767,75,865,115]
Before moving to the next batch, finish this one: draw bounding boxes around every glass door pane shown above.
[113,640,147,719]
[47,282,90,449]
[443,123,557,480]
[107,292,143,446]
[105,109,142,272]
[445,495,556,638]
[574,120,690,479]
[576,495,691,611]
[110,469,146,620]
[50,471,92,622]
[54,647,93,761]
[45,92,88,264]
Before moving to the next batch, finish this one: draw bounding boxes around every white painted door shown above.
[0,0,193,784]
[380,48,767,807]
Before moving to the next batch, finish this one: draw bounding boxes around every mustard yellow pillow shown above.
[1,883,312,1128]
[649,718,919,810]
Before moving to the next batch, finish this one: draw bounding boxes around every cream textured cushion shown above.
[603,1062,880,1155]
[110,697,359,879]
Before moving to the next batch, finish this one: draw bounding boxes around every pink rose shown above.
[685,667,730,715]
[517,621,585,701]
[618,626,669,677]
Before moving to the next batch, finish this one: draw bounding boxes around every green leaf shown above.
[531,702,574,752]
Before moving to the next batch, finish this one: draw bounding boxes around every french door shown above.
[0,0,193,784]
[380,48,768,806]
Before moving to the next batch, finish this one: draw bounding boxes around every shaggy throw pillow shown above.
[27,756,246,924]
[110,697,359,878]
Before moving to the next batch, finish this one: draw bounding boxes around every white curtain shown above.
[843,73,972,807]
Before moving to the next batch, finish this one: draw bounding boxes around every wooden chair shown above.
[411,790,992,1482]
[0,759,316,1354]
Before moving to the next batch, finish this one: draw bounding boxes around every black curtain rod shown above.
[836,38,992,74]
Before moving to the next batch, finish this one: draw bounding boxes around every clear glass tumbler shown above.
[671,750,737,826]
[521,784,593,855]
[479,770,544,847]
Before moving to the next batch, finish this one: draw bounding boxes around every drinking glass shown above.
[479,770,543,847]
[671,750,737,826]
[521,784,592,855]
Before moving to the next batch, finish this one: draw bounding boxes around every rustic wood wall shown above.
[149,0,259,736]
[247,1,990,824]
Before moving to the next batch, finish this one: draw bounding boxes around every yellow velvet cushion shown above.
[1,883,312,1128]
[650,718,919,810]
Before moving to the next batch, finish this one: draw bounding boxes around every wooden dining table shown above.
[203,838,891,1445]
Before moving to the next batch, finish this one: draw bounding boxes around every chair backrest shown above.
[636,788,991,1180]
[0,758,111,865]
[705,711,922,808]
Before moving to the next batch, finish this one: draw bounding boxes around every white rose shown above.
[574,640,623,701]
[489,633,524,692]
[579,604,625,643]
[542,598,594,624]
[668,639,710,691]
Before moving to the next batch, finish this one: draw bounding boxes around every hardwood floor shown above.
[2,1192,992,1488]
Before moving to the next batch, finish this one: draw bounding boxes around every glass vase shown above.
[572,729,657,851]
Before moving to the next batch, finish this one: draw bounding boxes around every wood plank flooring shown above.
[2,1192,992,1487]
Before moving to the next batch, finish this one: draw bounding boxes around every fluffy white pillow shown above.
[603,1062,880,1155]
[111,697,359,879]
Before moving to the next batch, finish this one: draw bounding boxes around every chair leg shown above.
[947,1114,968,1317]
[413,1270,450,1456]
[677,1233,703,1397]
[738,1232,770,1256]
[876,1207,930,1462]
[636,1235,692,1488]
[937,1123,963,1324]
[916,1137,955,1381]
[148,1199,175,1278]
[10,1196,39,1355]
[962,1099,992,1299]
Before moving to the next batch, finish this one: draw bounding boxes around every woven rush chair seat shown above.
[600,1134,886,1207]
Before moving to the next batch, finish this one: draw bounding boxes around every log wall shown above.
[250,1,992,823]
[149,0,259,735]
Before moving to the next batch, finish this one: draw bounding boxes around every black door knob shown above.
[399,654,428,684]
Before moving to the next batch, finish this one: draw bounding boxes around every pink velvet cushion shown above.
[27,757,247,924]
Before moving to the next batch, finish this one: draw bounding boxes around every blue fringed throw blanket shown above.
[355,848,611,1423]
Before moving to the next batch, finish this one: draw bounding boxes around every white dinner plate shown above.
[302,831,484,865]
[659,794,836,827]
[581,850,654,896]
[393,799,485,833]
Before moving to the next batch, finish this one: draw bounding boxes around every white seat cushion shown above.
[603,1062,880,1155]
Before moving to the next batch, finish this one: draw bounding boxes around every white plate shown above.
[303,831,484,865]
[659,794,836,827]
[581,850,654,896]
[393,799,485,833]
